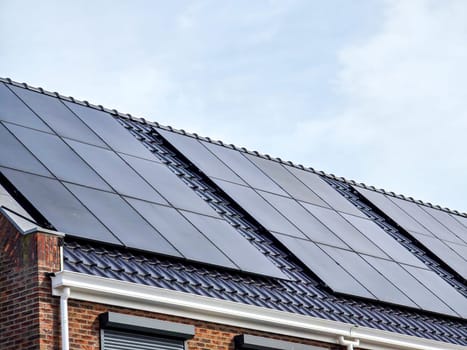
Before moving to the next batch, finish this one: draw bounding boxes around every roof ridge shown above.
[2,77,465,218]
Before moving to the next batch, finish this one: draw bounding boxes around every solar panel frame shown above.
[0,123,52,177]
[258,190,349,248]
[420,206,467,245]
[363,256,457,316]
[445,241,467,262]
[66,139,169,205]
[341,213,427,268]
[273,233,374,299]
[211,178,306,239]
[202,141,288,196]
[64,101,156,160]
[405,265,467,318]
[354,187,431,235]
[320,245,417,308]
[451,214,467,242]
[157,129,246,185]
[181,211,285,278]
[121,154,219,217]
[10,85,107,147]
[127,199,237,269]
[0,167,121,244]
[287,166,366,217]
[389,197,465,244]
[410,232,467,279]
[302,203,389,258]
[356,187,467,281]
[64,183,181,256]
[5,123,112,191]
[0,83,52,132]
[0,91,291,278]
[245,154,329,207]
[3,84,466,304]
[157,129,467,316]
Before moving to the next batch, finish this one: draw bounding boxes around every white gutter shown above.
[51,271,466,350]
[59,286,71,350]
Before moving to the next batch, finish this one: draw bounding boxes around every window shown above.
[235,334,321,350]
[100,312,195,350]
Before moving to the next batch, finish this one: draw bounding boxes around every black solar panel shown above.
[410,232,467,279]
[0,86,285,279]
[1,167,120,244]
[5,123,111,190]
[211,178,305,238]
[341,213,426,268]
[10,85,106,147]
[64,101,154,159]
[392,197,465,244]
[0,83,52,132]
[181,211,284,278]
[128,199,236,268]
[258,191,348,248]
[303,204,387,257]
[273,233,373,299]
[157,129,246,184]
[159,129,466,317]
[405,265,467,318]
[64,183,179,255]
[286,166,367,217]
[1,82,465,317]
[244,154,328,206]
[451,215,467,242]
[321,245,418,308]
[423,206,467,243]
[0,123,52,176]
[121,154,217,217]
[356,187,467,280]
[202,141,288,195]
[66,139,168,204]
[363,256,457,316]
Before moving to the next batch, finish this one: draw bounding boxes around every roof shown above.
[0,77,466,345]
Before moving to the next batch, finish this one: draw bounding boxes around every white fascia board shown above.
[51,271,465,350]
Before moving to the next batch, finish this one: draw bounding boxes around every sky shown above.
[1,0,467,212]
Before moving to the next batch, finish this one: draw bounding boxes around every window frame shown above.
[99,312,195,350]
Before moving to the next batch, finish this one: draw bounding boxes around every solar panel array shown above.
[355,187,467,280]
[1,81,466,318]
[0,83,285,278]
[159,129,467,318]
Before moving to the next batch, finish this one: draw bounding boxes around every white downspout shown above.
[338,335,360,350]
[60,287,71,350]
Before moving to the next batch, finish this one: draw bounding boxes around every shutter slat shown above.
[102,329,185,350]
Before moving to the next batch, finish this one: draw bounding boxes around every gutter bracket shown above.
[338,335,360,350]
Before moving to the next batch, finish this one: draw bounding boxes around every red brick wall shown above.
[0,215,61,350]
[0,213,345,350]
[67,300,343,350]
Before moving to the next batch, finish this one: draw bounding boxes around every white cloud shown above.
[296,0,467,210]
[2,0,464,210]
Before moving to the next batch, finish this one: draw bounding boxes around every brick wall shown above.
[0,215,61,350]
[67,300,343,350]
[0,213,345,350]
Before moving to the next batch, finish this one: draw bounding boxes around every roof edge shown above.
[51,271,466,350]
[2,77,465,217]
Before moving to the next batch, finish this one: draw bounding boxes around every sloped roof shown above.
[0,78,466,345]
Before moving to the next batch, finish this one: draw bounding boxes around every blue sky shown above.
[1,0,467,211]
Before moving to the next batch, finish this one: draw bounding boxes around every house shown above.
[0,77,465,350]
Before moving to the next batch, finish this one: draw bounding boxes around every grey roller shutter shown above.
[102,329,185,350]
